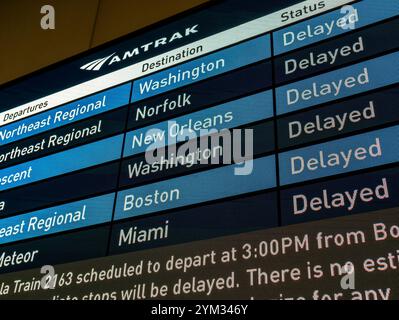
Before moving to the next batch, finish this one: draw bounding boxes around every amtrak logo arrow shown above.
[80,53,116,71]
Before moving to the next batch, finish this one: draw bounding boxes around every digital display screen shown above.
[0,0,398,300]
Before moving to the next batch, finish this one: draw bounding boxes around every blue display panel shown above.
[0,0,398,299]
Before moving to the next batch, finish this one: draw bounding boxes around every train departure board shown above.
[0,0,398,300]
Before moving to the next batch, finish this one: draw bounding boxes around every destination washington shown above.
[138,58,226,95]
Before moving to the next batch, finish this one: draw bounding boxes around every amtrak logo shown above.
[80,53,116,71]
[79,24,200,72]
